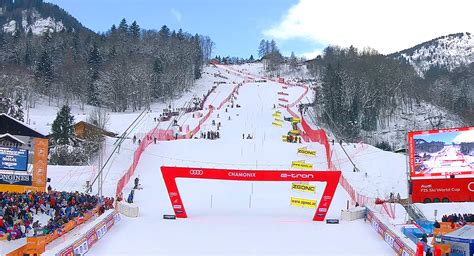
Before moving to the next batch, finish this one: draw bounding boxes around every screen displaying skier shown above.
[408,127,474,178]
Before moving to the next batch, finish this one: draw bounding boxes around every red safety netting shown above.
[218,83,241,110]
[116,79,242,198]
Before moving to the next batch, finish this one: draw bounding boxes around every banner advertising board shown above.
[297,147,316,157]
[410,178,474,203]
[161,167,341,221]
[408,127,474,178]
[292,183,315,193]
[32,138,48,188]
[0,173,32,185]
[291,161,313,170]
[0,146,28,171]
[290,197,316,208]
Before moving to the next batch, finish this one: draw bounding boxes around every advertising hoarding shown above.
[411,178,474,203]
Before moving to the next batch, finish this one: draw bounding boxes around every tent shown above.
[441,225,474,256]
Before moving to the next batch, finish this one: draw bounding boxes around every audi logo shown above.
[468,182,474,192]
[190,169,204,175]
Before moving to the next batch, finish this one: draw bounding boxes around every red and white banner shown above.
[161,166,341,221]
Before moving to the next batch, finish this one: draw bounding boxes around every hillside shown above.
[0,0,92,35]
[391,32,474,76]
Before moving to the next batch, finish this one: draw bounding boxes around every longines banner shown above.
[0,146,28,171]
[290,197,316,208]
[297,147,316,157]
[0,173,32,185]
[292,183,315,193]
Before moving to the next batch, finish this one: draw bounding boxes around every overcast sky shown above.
[46,0,473,59]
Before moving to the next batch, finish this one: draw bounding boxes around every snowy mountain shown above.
[391,32,474,76]
[0,0,91,35]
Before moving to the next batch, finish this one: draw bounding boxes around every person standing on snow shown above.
[134,176,139,189]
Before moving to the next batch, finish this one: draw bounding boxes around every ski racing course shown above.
[84,65,394,256]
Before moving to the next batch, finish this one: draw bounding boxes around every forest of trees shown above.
[258,39,284,75]
[0,1,214,114]
[307,46,473,142]
[307,46,422,140]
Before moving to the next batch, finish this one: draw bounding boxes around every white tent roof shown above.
[443,225,474,241]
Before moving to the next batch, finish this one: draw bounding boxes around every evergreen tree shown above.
[34,50,54,93]
[258,39,266,58]
[151,57,163,98]
[289,51,298,71]
[118,18,128,34]
[129,21,140,39]
[87,42,102,106]
[51,105,75,145]
[13,95,24,122]
[249,54,254,62]
[159,25,170,39]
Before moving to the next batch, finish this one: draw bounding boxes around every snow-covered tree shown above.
[50,105,76,145]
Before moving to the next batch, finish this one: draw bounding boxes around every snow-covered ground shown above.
[20,63,472,255]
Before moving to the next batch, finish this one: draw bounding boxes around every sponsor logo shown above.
[0,174,32,185]
[290,161,313,170]
[190,169,204,175]
[317,213,325,217]
[169,192,178,197]
[173,205,182,209]
[291,183,315,193]
[281,173,314,179]
[468,182,474,192]
[228,172,256,178]
[318,208,327,213]
[297,147,316,157]
[175,210,184,214]
[290,197,316,208]
[323,196,332,200]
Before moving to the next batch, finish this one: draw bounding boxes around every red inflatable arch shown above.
[161,166,341,221]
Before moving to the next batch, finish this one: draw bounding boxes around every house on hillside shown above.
[73,121,117,139]
[0,113,46,151]
[0,133,25,148]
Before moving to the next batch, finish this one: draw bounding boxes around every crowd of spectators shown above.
[0,190,114,241]
[437,213,474,228]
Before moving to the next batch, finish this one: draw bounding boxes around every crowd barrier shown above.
[341,206,367,221]
[52,210,120,256]
[6,207,103,255]
[117,201,139,217]
[367,207,416,256]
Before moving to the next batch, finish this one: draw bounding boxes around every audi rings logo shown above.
[468,182,474,192]
[190,169,204,176]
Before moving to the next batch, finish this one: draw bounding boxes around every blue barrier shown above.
[416,220,435,235]
[401,227,424,245]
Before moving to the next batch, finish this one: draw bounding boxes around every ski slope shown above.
[79,65,394,256]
